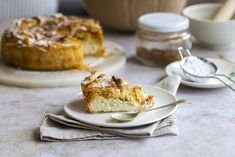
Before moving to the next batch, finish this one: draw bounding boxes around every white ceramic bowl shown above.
[84,0,187,31]
[183,3,235,49]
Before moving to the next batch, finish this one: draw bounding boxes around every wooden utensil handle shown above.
[213,0,235,22]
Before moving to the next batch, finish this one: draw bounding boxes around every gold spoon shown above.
[110,99,187,122]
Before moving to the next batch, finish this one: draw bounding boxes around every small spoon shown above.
[110,99,187,122]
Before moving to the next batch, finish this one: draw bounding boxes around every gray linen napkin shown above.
[40,75,181,141]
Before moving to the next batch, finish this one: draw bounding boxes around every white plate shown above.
[165,58,235,88]
[0,40,126,88]
[64,86,178,128]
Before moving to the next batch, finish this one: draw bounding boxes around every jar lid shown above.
[138,13,189,33]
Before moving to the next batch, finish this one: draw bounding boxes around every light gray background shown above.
[1,0,235,157]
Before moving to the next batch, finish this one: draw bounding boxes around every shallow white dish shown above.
[64,86,178,128]
[165,58,235,88]
[0,40,126,88]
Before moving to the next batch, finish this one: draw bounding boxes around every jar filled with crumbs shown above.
[136,13,192,66]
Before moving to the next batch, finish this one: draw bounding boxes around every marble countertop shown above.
[1,30,235,157]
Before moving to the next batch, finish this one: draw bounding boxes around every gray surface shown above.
[1,1,234,156]
[0,30,235,157]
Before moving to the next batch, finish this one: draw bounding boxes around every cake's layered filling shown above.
[88,96,153,113]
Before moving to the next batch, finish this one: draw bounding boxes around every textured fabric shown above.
[40,75,181,141]
[0,0,58,21]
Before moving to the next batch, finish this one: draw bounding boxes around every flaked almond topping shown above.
[16,40,23,47]
[13,19,22,28]
[22,31,34,38]
[27,38,36,44]
[4,14,101,47]
[34,33,43,40]
[46,31,57,37]
[79,26,88,31]
[70,25,81,36]
[112,76,124,88]
[32,16,42,25]
[50,35,66,42]
[84,71,97,82]
[32,28,45,35]
[57,23,65,29]
[34,40,49,47]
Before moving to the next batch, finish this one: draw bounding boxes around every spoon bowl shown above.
[110,112,140,122]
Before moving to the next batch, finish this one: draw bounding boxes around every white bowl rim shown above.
[182,3,235,24]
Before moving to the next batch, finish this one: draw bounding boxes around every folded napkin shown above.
[40,75,181,141]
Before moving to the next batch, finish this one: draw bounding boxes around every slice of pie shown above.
[81,72,154,113]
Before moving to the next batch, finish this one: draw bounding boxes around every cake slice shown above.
[81,72,154,113]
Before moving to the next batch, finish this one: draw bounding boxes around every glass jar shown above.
[136,13,192,66]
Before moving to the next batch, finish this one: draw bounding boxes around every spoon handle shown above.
[211,76,235,92]
[214,74,235,84]
[141,99,187,113]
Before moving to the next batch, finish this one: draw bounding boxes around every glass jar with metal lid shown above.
[136,13,192,66]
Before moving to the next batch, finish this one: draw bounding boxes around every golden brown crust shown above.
[1,36,84,70]
[1,14,104,70]
[81,73,154,113]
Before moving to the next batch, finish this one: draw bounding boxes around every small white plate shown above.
[64,86,177,128]
[165,58,235,88]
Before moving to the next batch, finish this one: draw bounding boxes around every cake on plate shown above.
[1,14,104,70]
[81,72,154,113]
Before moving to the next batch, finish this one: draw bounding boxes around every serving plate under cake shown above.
[0,40,126,88]
[64,86,178,128]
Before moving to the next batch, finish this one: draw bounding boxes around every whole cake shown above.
[81,72,154,113]
[1,14,104,70]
